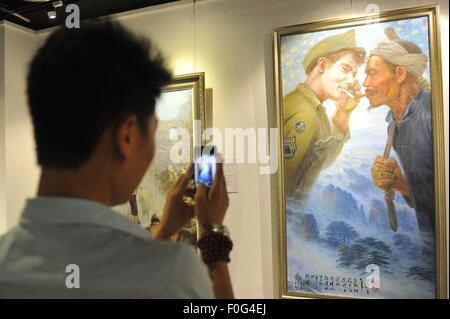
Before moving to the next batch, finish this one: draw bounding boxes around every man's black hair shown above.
[27,19,172,169]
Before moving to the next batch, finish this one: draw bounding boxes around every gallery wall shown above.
[0,24,5,234]
[0,22,39,234]
[0,0,448,298]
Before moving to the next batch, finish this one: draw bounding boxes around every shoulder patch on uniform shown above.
[294,121,306,133]
[284,136,297,158]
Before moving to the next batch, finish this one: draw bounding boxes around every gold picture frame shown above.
[273,5,446,299]
[113,72,206,246]
[161,72,206,149]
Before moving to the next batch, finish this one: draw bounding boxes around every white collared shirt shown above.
[0,197,214,298]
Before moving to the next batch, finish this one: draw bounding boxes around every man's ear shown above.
[115,115,139,160]
[396,66,407,84]
[318,57,328,74]
[149,114,158,136]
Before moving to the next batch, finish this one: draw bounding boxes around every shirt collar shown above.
[295,83,322,108]
[385,87,424,124]
[19,196,152,241]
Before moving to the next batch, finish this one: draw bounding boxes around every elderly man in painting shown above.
[364,27,434,234]
[283,29,366,204]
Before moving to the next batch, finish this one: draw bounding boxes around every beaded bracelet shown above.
[197,231,233,265]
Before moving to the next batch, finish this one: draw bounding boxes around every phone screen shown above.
[194,146,216,189]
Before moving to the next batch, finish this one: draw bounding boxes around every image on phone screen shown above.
[194,146,216,189]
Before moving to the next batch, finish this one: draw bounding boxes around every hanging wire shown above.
[191,0,197,73]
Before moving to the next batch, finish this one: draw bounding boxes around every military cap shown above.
[302,29,364,72]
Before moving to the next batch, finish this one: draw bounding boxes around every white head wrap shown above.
[370,40,428,79]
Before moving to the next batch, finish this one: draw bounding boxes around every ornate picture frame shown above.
[273,5,446,299]
[113,72,206,246]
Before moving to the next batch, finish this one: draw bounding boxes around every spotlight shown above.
[52,1,63,8]
[47,10,56,19]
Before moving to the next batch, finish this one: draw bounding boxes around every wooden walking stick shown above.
[383,124,398,232]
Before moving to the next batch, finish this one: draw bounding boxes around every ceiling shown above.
[0,0,183,31]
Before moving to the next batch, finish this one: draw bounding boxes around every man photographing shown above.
[0,20,232,298]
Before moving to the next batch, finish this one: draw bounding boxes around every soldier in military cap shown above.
[283,29,366,204]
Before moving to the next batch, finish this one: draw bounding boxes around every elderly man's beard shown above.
[365,88,378,111]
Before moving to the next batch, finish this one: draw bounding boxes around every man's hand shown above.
[154,164,195,240]
[194,161,229,227]
[371,156,410,195]
[335,80,364,114]
[332,80,364,134]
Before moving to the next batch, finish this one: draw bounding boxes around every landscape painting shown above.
[112,73,205,246]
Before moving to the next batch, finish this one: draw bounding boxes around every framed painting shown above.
[273,5,446,298]
[112,72,206,247]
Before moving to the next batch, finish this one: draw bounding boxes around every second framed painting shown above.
[273,5,446,299]
[112,72,205,246]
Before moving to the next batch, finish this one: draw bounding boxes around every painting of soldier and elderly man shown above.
[276,6,445,299]
[112,74,204,247]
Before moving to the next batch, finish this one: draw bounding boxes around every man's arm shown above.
[157,161,234,298]
[207,261,233,299]
[282,94,317,178]
[153,165,195,241]
[332,110,352,135]
[195,161,233,299]
[168,245,215,298]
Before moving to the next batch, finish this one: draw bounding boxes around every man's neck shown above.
[304,75,326,103]
[388,84,419,122]
[37,165,113,206]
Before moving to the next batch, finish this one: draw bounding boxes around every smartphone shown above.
[194,145,217,189]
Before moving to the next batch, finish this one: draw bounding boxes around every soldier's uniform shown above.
[283,30,358,203]
[283,84,349,202]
